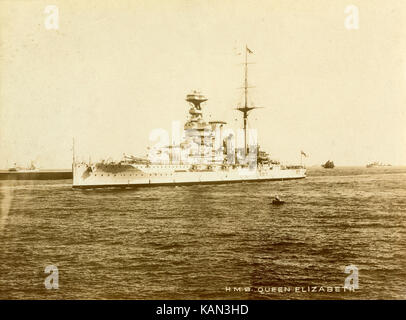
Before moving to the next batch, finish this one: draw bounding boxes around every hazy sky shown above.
[0,0,405,168]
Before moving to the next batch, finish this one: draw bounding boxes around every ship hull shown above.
[72,163,306,189]
[72,176,305,189]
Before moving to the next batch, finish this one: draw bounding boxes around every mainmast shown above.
[237,45,258,155]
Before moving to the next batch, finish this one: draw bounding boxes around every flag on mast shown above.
[246,46,253,54]
[301,150,308,157]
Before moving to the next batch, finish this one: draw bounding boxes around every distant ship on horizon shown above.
[7,161,39,173]
[322,160,335,169]
[72,46,307,189]
[0,161,72,180]
[366,162,392,168]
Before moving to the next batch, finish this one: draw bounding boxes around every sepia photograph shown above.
[0,0,405,307]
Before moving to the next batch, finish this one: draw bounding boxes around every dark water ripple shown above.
[0,167,405,299]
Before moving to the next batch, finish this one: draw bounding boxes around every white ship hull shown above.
[72,163,306,189]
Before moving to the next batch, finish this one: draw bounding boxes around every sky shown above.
[0,0,405,168]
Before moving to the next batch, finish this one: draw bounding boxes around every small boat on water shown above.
[272,199,285,205]
[272,195,285,205]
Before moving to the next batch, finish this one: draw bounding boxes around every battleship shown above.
[72,47,306,189]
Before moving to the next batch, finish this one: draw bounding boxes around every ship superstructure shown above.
[72,47,306,189]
